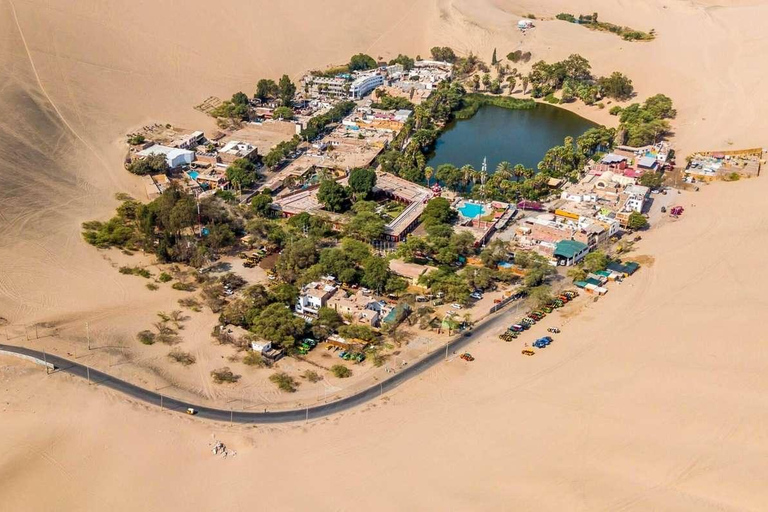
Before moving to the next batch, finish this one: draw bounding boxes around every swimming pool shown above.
[188,171,199,180]
[458,202,486,219]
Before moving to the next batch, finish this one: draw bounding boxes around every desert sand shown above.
[2,0,768,509]
[4,176,768,511]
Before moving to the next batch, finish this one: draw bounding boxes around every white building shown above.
[250,339,272,354]
[295,281,338,315]
[623,184,650,213]
[350,73,384,99]
[137,144,195,168]
[304,76,349,98]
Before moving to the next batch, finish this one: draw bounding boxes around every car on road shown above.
[186,408,197,415]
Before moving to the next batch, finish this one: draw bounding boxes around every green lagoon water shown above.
[427,103,598,172]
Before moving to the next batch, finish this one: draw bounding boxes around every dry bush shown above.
[168,349,196,366]
[269,372,298,392]
[302,370,323,383]
[211,367,240,384]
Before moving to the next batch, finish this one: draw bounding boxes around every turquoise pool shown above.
[458,202,486,218]
[188,171,199,180]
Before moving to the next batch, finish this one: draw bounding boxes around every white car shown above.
[470,292,483,300]
[450,303,463,309]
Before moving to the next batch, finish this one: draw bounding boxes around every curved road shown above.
[0,301,517,423]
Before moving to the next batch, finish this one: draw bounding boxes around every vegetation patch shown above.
[119,266,151,278]
[331,365,352,379]
[556,12,655,41]
[137,330,156,345]
[302,370,323,383]
[211,367,241,384]
[453,93,536,120]
[168,349,196,366]
[269,372,299,392]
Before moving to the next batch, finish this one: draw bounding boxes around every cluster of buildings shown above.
[294,276,394,329]
[503,143,674,265]
[684,148,763,182]
[302,60,453,102]
[128,127,260,199]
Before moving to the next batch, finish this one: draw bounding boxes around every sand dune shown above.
[2,0,768,509]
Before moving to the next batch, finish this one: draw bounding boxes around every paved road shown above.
[0,301,516,424]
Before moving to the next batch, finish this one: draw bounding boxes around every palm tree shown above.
[460,165,474,192]
[496,161,513,180]
[424,166,434,187]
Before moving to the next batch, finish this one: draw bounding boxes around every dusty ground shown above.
[2,0,768,509]
[4,174,768,511]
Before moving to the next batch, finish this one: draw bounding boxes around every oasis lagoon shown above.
[427,103,598,172]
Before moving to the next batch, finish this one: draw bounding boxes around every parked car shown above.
[451,303,463,309]
[522,349,536,356]
[470,292,483,300]
[460,352,475,362]
[547,327,560,333]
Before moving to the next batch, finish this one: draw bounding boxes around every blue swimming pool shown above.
[188,171,199,180]
[458,202,486,218]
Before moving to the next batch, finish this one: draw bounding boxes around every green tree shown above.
[638,171,664,189]
[388,54,415,70]
[226,158,258,189]
[598,72,634,100]
[250,303,306,348]
[421,197,457,226]
[348,167,377,200]
[127,154,169,175]
[255,79,279,101]
[582,251,608,273]
[312,307,343,340]
[430,46,457,63]
[627,211,648,230]
[491,48,498,66]
[278,74,296,106]
[362,256,390,293]
[317,179,350,213]
[250,192,273,217]
[345,211,385,240]
[273,106,294,120]
[275,237,319,283]
[348,53,377,71]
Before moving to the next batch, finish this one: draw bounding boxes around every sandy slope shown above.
[4,176,768,511]
[2,0,768,509]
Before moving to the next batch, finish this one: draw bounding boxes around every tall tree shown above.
[278,75,296,106]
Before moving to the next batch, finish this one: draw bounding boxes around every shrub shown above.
[243,351,265,367]
[158,272,173,283]
[609,106,623,116]
[119,266,151,278]
[178,297,201,311]
[525,13,536,19]
[331,365,352,378]
[303,370,323,383]
[137,330,155,345]
[168,349,196,366]
[543,93,560,104]
[172,282,197,292]
[146,283,159,291]
[211,367,241,384]
[723,172,741,182]
[127,134,145,145]
[269,372,298,392]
